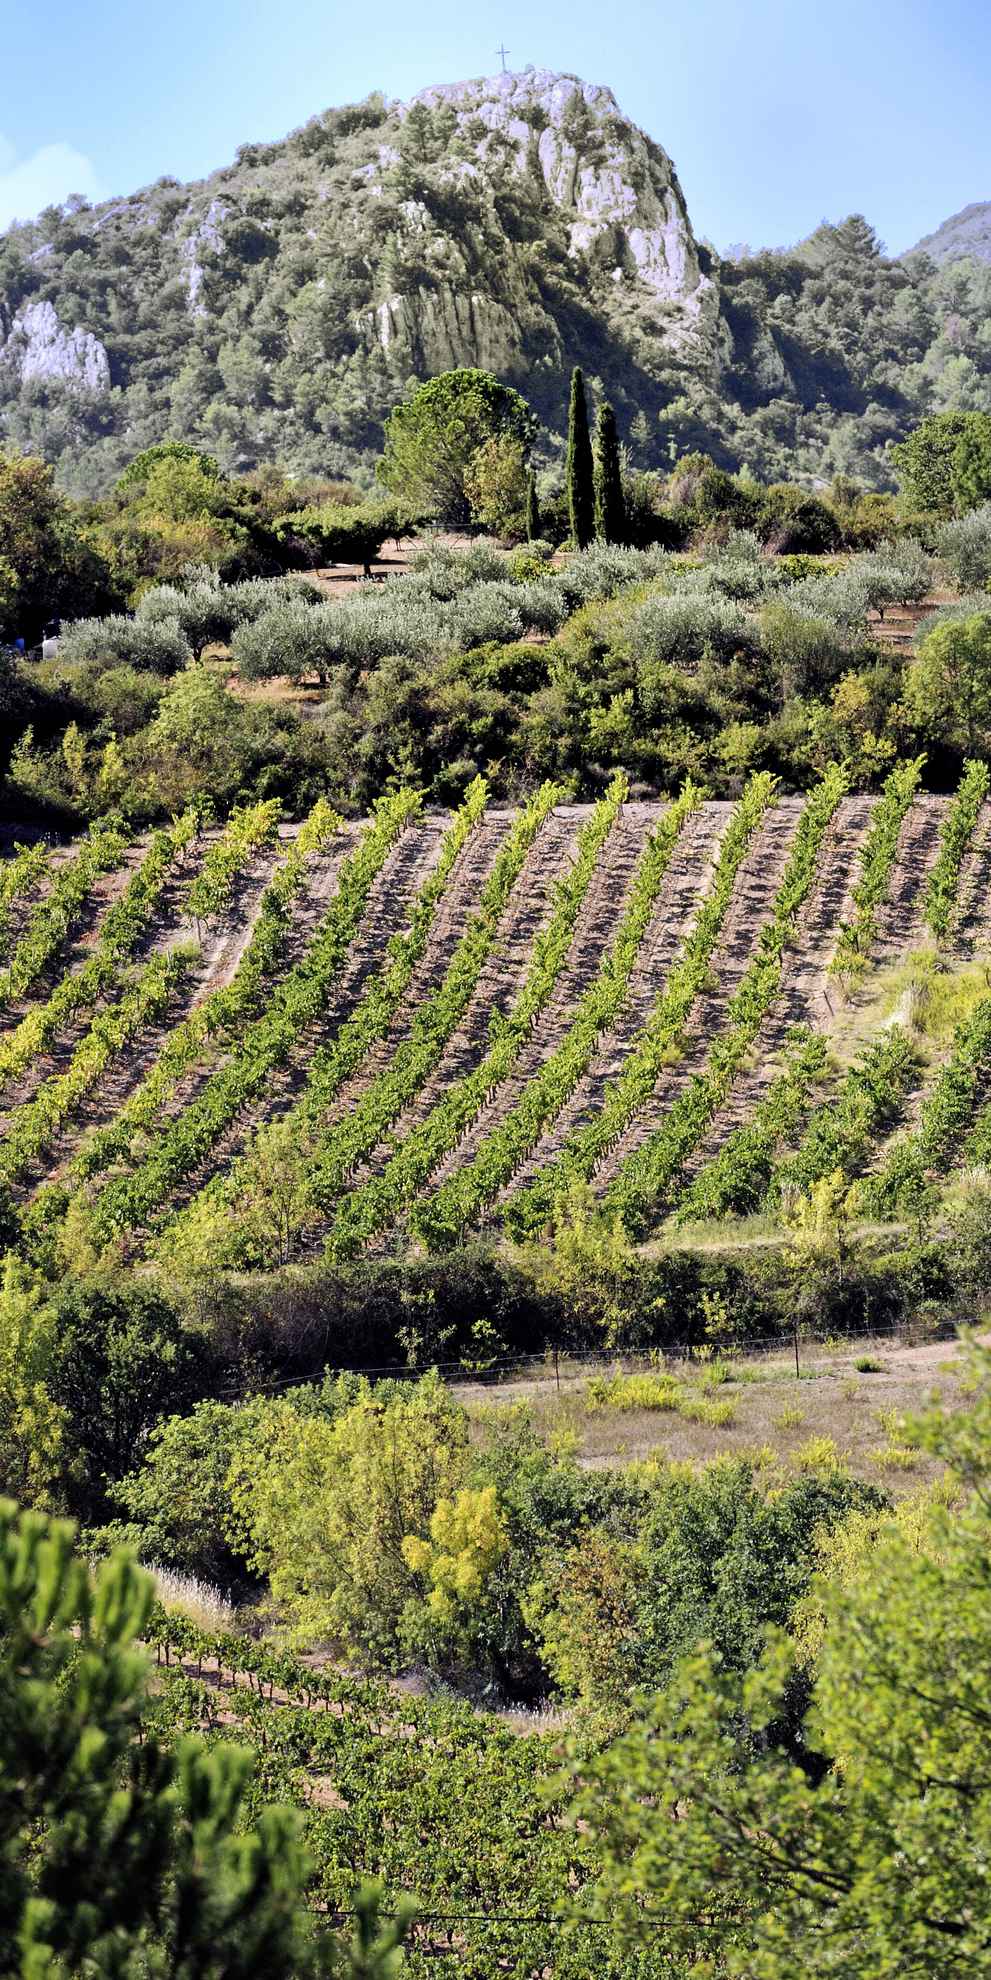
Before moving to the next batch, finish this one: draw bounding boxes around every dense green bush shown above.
[939,503,991,589]
[529,1460,887,1716]
[759,485,844,554]
[58,613,192,676]
[274,502,392,568]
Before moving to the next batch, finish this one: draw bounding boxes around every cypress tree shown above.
[593,401,626,544]
[525,469,541,542]
[565,367,594,549]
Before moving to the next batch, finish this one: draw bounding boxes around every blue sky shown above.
[2,0,988,253]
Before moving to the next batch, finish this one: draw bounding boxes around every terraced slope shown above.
[4,773,986,1268]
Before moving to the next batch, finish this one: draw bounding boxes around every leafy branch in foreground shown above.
[0,1497,411,1978]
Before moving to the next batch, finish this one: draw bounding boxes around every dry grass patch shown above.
[149,1567,237,1635]
[461,1336,976,1489]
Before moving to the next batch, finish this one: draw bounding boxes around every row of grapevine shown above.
[156,778,494,1265]
[168,782,566,1262]
[0,809,199,1095]
[86,791,420,1239]
[490,774,781,1246]
[829,757,924,978]
[183,799,282,928]
[923,759,990,943]
[602,766,848,1235]
[9,778,988,1245]
[55,796,344,1200]
[318,775,630,1259]
[860,998,991,1215]
[0,815,129,1008]
[0,839,51,959]
[0,802,290,1196]
[765,1027,920,1206]
[0,948,197,1188]
[672,1028,829,1224]
[404,782,711,1253]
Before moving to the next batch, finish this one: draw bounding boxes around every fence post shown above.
[554,1347,560,1394]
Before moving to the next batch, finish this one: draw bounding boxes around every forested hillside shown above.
[2,67,991,493]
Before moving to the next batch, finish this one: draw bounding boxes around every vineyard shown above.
[4,763,991,1269]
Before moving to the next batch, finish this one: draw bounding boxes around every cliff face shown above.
[0,299,110,394]
[395,71,724,364]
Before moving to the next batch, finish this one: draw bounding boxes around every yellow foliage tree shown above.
[402,1484,507,1625]
[226,1373,469,1661]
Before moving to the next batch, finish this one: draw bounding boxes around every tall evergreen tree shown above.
[525,469,541,543]
[593,402,626,544]
[565,367,594,550]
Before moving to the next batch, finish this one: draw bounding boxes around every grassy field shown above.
[460,1332,978,1490]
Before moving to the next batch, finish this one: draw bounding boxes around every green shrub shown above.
[59,613,192,675]
[939,503,991,589]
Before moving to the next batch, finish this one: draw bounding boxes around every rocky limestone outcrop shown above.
[356,183,561,374]
[366,288,549,375]
[0,299,110,394]
[179,199,230,315]
[403,70,725,362]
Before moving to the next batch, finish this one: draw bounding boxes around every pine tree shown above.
[593,401,627,544]
[565,367,594,549]
[0,1499,412,1977]
[525,469,541,542]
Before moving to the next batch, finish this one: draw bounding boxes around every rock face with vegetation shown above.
[399,71,723,364]
[0,298,110,395]
[906,200,991,267]
[2,67,991,492]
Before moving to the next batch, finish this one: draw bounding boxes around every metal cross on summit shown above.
[496,43,510,71]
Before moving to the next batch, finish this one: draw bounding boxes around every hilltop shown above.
[2,68,991,492]
[906,199,991,266]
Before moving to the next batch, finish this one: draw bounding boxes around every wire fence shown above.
[225,1312,946,1402]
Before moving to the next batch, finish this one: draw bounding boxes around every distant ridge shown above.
[904,200,991,265]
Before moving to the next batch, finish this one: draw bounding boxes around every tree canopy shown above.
[568,1345,991,1975]
[377,369,537,525]
[892,410,991,515]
